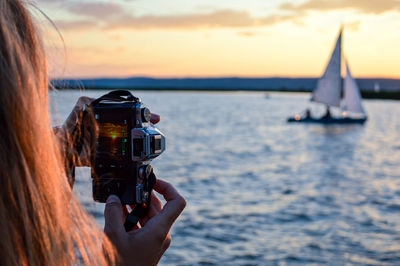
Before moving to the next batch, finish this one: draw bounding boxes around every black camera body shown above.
[89,91,165,205]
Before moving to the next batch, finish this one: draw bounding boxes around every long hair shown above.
[0,1,116,265]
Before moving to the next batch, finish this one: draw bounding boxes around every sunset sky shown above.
[35,0,400,78]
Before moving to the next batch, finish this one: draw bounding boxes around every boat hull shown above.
[287,117,367,124]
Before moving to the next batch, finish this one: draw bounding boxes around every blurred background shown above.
[37,0,400,79]
[40,0,400,265]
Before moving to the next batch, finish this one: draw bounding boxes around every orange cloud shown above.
[237,31,258,37]
[66,2,124,19]
[54,19,98,31]
[280,0,400,14]
[43,0,400,33]
[55,2,301,31]
[346,21,361,31]
[105,10,295,30]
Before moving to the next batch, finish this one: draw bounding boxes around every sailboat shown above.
[287,28,367,124]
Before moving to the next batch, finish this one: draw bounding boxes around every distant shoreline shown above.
[51,76,400,100]
[54,86,400,100]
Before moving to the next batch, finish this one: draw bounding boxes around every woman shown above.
[0,0,186,265]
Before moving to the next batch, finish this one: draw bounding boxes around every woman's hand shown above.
[64,96,94,134]
[62,97,95,167]
[53,97,95,186]
[104,179,186,266]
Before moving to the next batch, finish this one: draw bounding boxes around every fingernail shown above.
[106,195,121,204]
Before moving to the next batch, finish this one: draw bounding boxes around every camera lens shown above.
[141,108,151,122]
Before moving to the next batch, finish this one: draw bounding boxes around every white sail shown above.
[311,29,342,107]
[343,62,366,115]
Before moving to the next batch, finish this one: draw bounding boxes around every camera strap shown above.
[90,90,140,106]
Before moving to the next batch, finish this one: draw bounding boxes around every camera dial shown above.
[141,107,151,122]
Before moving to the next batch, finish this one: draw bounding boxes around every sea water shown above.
[51,90,400,265]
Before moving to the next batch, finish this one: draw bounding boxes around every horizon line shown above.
[50,75,400,80]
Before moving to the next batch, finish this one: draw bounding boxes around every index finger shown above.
[76,96,94,107]
[64,97,95,129]
[144,179,186,235]
[150,113,161,124]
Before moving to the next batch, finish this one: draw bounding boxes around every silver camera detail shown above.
[131,126,166,161]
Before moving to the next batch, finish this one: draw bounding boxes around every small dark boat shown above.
[287,116,367,124]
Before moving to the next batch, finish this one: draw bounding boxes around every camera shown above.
[88,90,165,206]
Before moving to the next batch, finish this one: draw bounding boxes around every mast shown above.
[311,28,342,107]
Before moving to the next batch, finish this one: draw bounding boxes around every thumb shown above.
[104,195,125,238]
